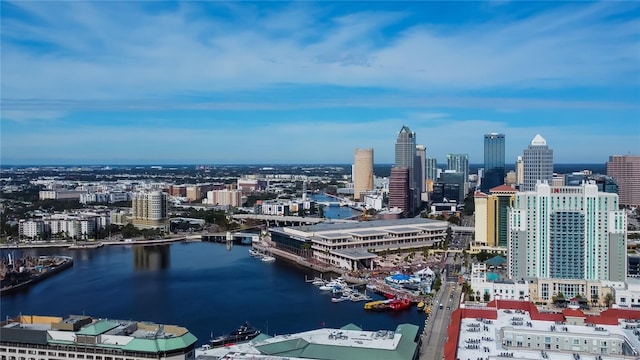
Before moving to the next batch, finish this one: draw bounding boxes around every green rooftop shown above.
[76,320,119,336]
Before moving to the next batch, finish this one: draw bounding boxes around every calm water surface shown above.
[0,242,424,345]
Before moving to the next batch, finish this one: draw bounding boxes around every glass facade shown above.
[549,211,585,279]
[483,133,505,192]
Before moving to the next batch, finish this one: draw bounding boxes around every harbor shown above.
[0,242,428,346]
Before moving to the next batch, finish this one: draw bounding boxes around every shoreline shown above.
[0,237,187,250]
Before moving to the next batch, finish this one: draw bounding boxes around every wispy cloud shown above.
[2,1,638,107]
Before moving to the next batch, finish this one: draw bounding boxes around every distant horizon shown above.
[1,1,639,164]
[0,162,613,168]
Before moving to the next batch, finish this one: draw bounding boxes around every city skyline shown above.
[2,1,639,165]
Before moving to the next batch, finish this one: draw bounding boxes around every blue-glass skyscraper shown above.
[482,133,505,192]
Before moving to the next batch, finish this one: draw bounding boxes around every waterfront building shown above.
[482,133,505,192]
[515,155,524,187]
[416,145,427,196]
[131,191,169,231]
[18,219,45,240]
[472,185,516,254]
[353,148,374,201]
[446,300,640,360]
[507,182,627,282]
[388,167,410,216]
[522,134,554,192]
[607,155,640,207]
[0,314,197,360]
[394,125,418,214]
[269,218,448,271]
[196,323,420,360]
[206,189,244,207]
[260,199,314,216]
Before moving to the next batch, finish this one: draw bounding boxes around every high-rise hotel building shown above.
[473,185,517,254]
[353,148,374,201]
[522,134,553,192]
[607,155,640,207]
[507,182,626,282]
[131,191,169,231]
[388,167,410,215]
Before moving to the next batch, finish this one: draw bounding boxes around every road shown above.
[419,281,462,360]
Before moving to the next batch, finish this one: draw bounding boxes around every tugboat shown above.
[210,322,261,347]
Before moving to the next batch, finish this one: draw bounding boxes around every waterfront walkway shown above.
[0,237,187,249]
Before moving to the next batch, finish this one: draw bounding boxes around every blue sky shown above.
[1,1,639,165]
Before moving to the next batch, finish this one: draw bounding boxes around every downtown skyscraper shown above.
[522,134,554,192]
[482,133,505,193]
[607,155,640,207]
[394,125,418,215]
[353,148,374,201]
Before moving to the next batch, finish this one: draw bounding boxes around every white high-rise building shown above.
[131,191,169,231]
[515,156,524,186]
[416,145,426,195]
[522,134,553,191]
[508,182,626,282]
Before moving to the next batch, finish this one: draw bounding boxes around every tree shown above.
[604,293,614,308]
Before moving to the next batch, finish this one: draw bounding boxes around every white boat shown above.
[331,296,350,303]
[248,249,262,257]
[312,279,325,286]
[261,256,276,263]
[318,285,333,291]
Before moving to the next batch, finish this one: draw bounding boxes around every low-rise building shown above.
[0,314,197,360]
[196,323,420,360]
[269,218,448,271]
[446,300,640,360]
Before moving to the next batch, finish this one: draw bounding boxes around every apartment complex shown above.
[607,155,640,207]
[508,182,626,282]
[206,189,243,207]
[353,148,374,201]
[522,134,553,192]
[0,314,197,360]
[131,191,169,231]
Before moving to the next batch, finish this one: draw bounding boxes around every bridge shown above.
[231,214,357,227]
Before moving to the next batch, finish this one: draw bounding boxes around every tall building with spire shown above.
[482,133,505,192]
[353,148,374,201]
[522,134,554,192]
[395,126,418,213]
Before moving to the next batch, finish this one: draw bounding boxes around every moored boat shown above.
[416,301,425,311]
[364,300,385,310]
[389,299,411,311]
[210,322,261,348]
[261,256,276,263]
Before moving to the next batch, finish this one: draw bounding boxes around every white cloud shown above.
[1,1,638,106]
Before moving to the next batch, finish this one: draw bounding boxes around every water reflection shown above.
[133,245,170,271]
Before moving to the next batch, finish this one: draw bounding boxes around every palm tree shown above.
[604,293,614,308]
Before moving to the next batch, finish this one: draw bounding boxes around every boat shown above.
[1,255,74,295]
[383,293,396,299]
[364,300,385,310]
[210,322,261,347]
[424,306,431,315]
[248,249,262,257]
[331,296,350,303]
[389,299,411,311]
[261,256,276,263]
[312,278,325,286]
[416,301,425,311]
